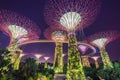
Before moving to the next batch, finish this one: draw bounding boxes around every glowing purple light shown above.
[78,45,88,53]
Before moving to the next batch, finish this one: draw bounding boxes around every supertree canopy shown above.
[0,9,41,44]
[8,25,28,41]
[44,0,100,32]
[44,0,100,79]
[88,31,120,70]
[44,27,67,42]
[0,9,41,70]
[44,27,67,73]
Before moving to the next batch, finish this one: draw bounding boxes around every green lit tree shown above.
[0,47,14,79]
[44,27,67,74]
[88,31,120,71]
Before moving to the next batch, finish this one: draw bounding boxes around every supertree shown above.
[44,27,67,73]
[78,44,96,67]
[91,56,100,68]
[0,9,41,70]
[87,31,120,70]
[44,56,50,69]
[44,0,100,79]
[34,54,42,65]
[13,49,25,70]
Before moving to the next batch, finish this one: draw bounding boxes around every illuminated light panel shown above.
[35,54,42,59]
[8,25,28,40]
[44,56,50,61]
[52,31,66,42]
[91,56,100,61]
[92,38,108,49]
[60,12,81,31]
[78,45,88,53]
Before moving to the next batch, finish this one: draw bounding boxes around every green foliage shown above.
[0,47,13,78]
[67,34,86,80]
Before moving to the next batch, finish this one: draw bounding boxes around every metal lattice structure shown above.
[44,0,100,79]
[44,0,100,32]
[44,27,67,42]
[0,9,41,44]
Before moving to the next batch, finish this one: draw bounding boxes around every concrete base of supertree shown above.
[67,33,86,80]
[53,42,63,73]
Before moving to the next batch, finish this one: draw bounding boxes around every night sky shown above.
[0,0,120,62]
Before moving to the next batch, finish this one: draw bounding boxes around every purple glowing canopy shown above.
[78,43,96,56]
[44,0,101,32]
[0,9,41,44]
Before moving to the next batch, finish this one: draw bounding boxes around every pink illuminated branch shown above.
[0,9,41,44]
[44,0,100,31]
[87,31,120,48]
[78,45,88,53]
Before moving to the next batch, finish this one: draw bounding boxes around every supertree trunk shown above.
[13,49,23,70]
[100,48,113,70]
[13,53,22,70]
[54,42,63,73]
[67,33,86,80]
[7,42,18,63]
[44,61,48,69]
[95,60,99,69]
[81,56,91,67]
